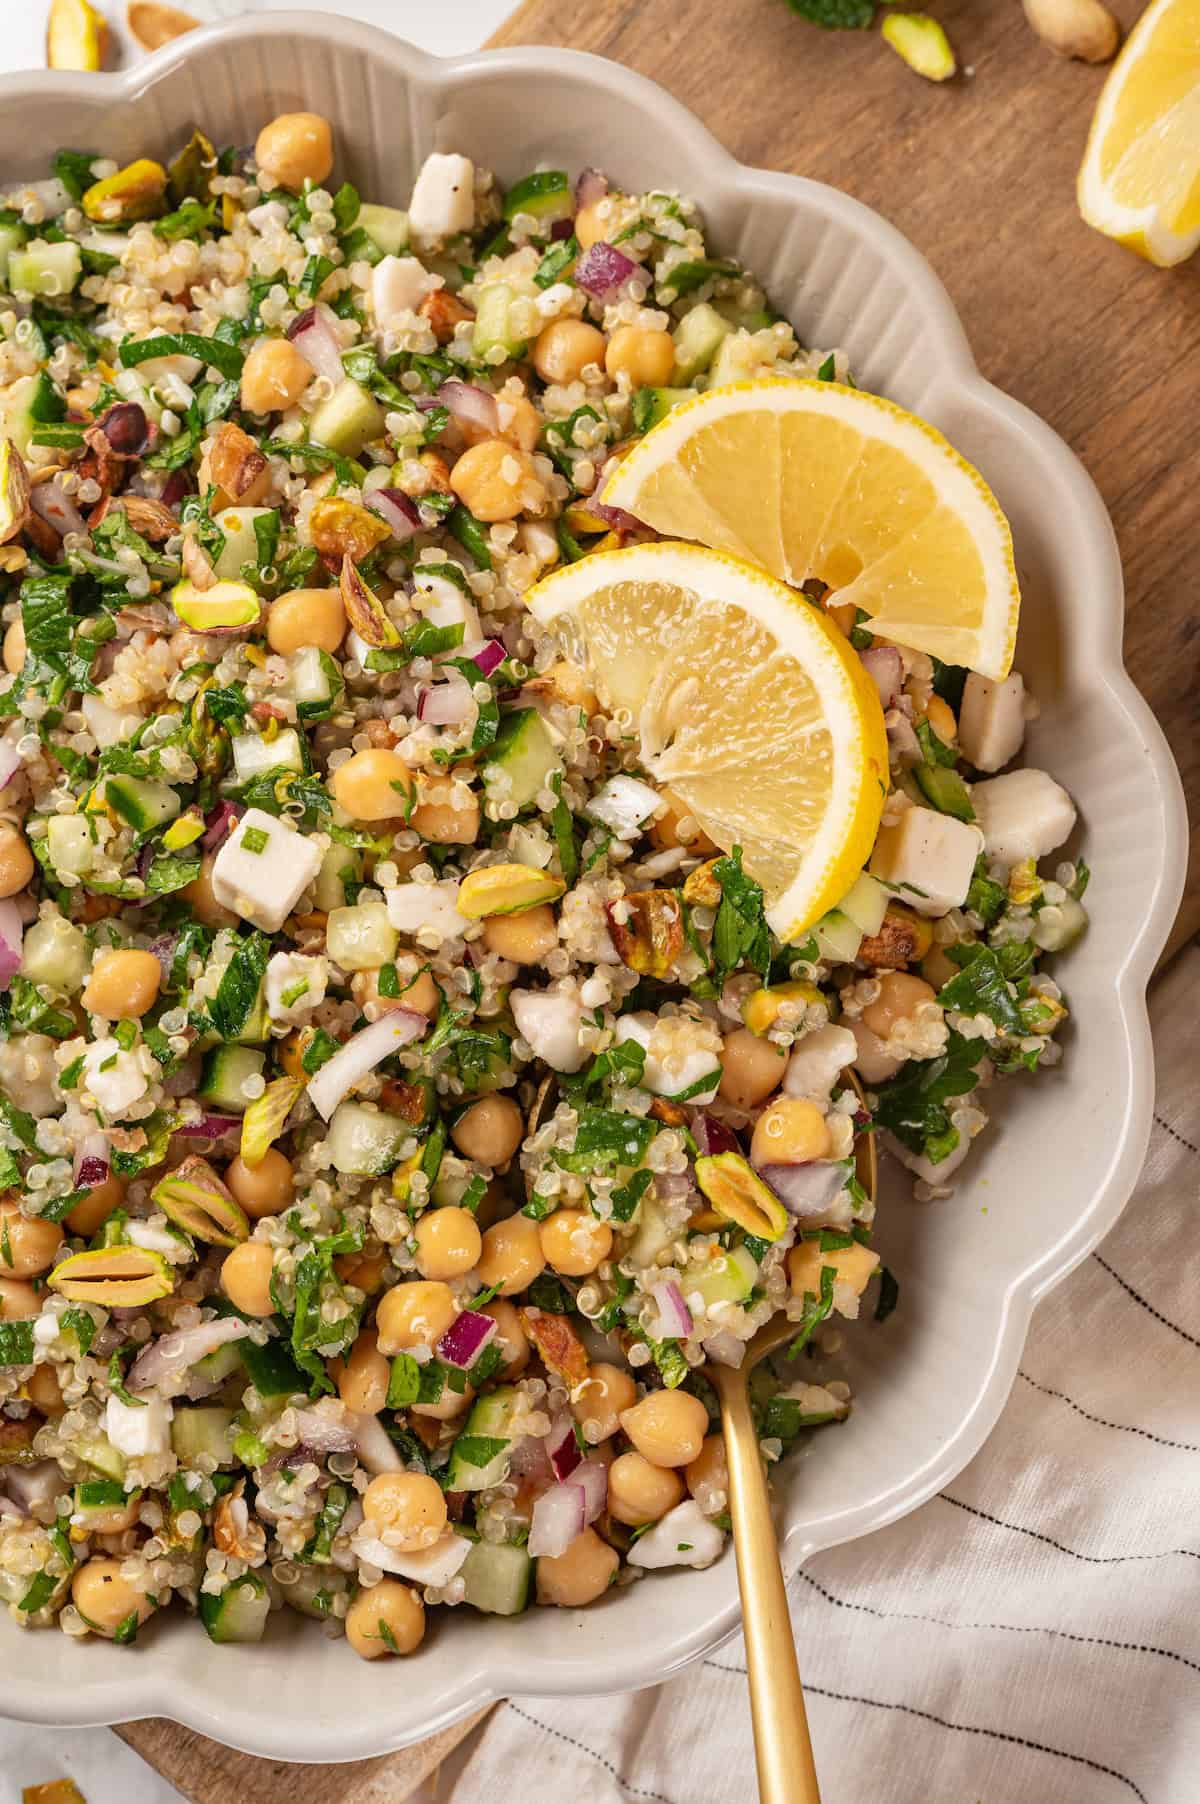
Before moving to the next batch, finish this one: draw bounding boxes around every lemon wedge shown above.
[1078,0,1200,267]
[524,541,888,939]
[601,378,1021,681]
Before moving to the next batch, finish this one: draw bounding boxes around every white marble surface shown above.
[0,6,510,1791]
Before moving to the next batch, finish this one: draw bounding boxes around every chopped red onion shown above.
[286,304,345,387]
[549,218,574,242]
[306,1008,427,1121]
[860,645,903,711]
[74,1131,111,1189]
[651,1279,693,1341]
[692,1114,739,1158]
[437,379,499,437]
[128,1317,250,1394]
[574,167,609,211]
[417,678,473,728]
[4,1461,67,1513]
[437,1309,498,1371]
[201,799,242,850]
[148,933,176,983]
[472,638,506,677]
[759,1160,849,1220]
[545,1413,582,1483]
[575,242,638,304]
[591,499,645,536]
[30,477,87,540]
[290,1408,359,1454]
[0,901,22,991]
[528,1481,587,1559]
[701,1329,747,1368]
[179,1112,242,1141]
[365,487,420,542]
[574,1460,607,1524]
[653,1171,693,1203]
[507,1434,554,1483]
[885,710,922,767]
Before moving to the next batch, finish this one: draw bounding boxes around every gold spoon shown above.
[706,1074,877,1804]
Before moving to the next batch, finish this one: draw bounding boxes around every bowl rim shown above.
[0,7,1186,1759]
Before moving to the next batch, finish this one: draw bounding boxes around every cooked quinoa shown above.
[0,117,1086,1654]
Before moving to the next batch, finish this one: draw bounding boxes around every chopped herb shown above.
[386,1352,420,1408]
[711,846,772,983]
[120,330,244,382]
[871,1029,985,1164]
[788,1264,837,1356]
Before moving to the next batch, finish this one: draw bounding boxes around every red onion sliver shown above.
[179,1113,242,1142]
[575,241,638,303]
[437,379,499,437]
[651,1279,693,1341]
[692,1114,738,1158]
[860,645,903,711]
[759,1161,849,1220]
[574,1460,607,1524]
[437,1309,498,1371]
[591,499,645,536]
[365,487,420,542]
[417,679,473,728]
[545,1414,582,1483]
[286,304,345,387]
[528,1481,587,1559]
[574,167,609,211]
[307,1009,427,1121]
[290,1408,359,1454]
[0,900,23,992]
[202,800,242,851]
[128,1317,250,1393]
[471,639,506,678]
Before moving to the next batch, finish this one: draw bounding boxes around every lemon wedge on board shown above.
[600,378,1021,681]
[524,541,888,940]
[1078,0,1200,267]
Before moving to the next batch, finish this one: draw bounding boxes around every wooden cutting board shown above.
[119,1,1197,1797]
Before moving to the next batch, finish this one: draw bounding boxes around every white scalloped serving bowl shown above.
[0,11,1185,1762]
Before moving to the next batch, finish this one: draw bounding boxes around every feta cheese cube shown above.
[511,989,588,1073]
[265,951,328,1025]
[971,769,1076,868]
[211,807,322,932]
[869,805,983,917]
[105,1392,172,1458]
[82,1038,148,1118]
[81,692,141,749]
[232,728,304,784]
[783,1023,858,1104]
[353,1529,472,1586]
[411,570,482,648]
[957,671,1026,773]
[371,254,436,329]
[386,880,465,943]
[408,153,475,243]
[627,1500,725,1571]
[615,1012,721,1104]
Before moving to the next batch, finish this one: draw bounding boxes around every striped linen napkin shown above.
[432,944,1198,1804]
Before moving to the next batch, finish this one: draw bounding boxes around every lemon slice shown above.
[1078,0,1200,267]
[600,378,1020,681]
[525,541,888,939]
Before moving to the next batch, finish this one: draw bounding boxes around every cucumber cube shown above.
[309,378,386,457]
[8,240,82,299]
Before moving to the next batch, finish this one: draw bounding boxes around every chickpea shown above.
[921,944,959,992]
[648,789,716,854]
[604,326,676,387]
[861,972,938,1042]
[574,197,621,251]
[410,1381,473,1423]
[65,1174,126,1238]
[267,586,346,657]
[923,694,957,744]
[538,1209,612,1277]
[331,749,414,822]
[0,1202,62,1279]
[376,1279,456,1354]
[449,440,545,523]
[81,947,161,1020]
[411,777,479,845]
[362,1471,447,1551]
[750,1097,833,1169]
[572,1361,636,1443]
[718,1028,786,1111]
[685,1434,729,1508]
[220,1241,275,1317]
[225,1148,294,1220]
[0,1277,39,1320]
[532,317,607,385]
[333,1331,387,1413]
[334,1244,390,1297]
[240,336,313,417]
[482,1297,529,1374]
[452,1095,524,1169]
[619,1389,709,1469]
[3,619,25,675]
[254,112,334,194]
[182,853,238,928]
[788,1238,879,1300]
[71,1557,155,1638]
[398,968,440,1016]
[497,395,542,453]
[345,1578,425,1659]
[536,1526,619,1607]
[413,1206,482,1282]
[848,1018,905,1086]
[607,1451,685,1526]
[476,1215,545,1297]
[0,825,33,899]
[25,1363,63,1415]
[482,905,558,965]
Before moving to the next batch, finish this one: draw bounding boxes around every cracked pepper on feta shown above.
[0,113,1085,1660]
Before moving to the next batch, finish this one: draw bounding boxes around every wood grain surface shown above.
[122,3,1195,1798]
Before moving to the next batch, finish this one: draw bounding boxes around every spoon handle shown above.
[719,1374,822,1804]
